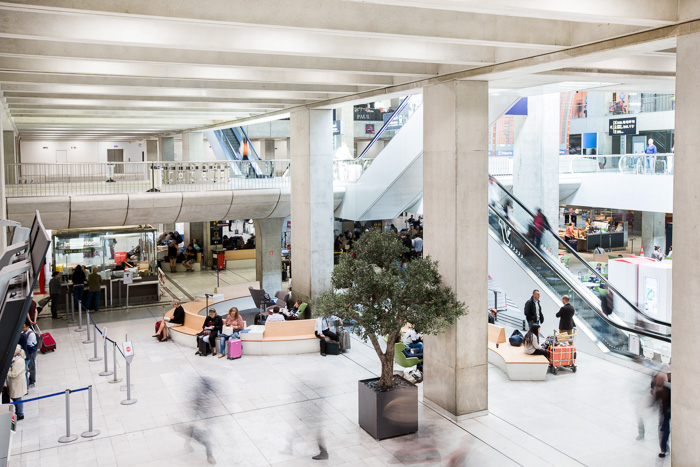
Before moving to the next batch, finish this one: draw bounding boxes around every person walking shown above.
[533,209,550,250]
[22,322,37,388]
[653,371,671,458]
[524,290,544,330]
[48,270,62,319]
[7,345,26,421]
[556,295,575,344]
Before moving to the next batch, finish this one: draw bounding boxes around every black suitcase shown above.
[197,335,210,356]
[325,341,340,355]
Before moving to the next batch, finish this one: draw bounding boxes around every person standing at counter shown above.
[71,265,86,310]
[49,271,62,319]
[86,267,102,313]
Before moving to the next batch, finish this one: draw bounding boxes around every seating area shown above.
[487,324,549,381]
[239,319,318,355]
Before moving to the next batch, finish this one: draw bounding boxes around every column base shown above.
[422,397,488,422]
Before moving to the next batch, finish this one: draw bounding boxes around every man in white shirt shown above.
[412,235,423,258]
[265,306,286,324]
[22,322,37,388]
[403,327,423,352]
[315,315,342,356]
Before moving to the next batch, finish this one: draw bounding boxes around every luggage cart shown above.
[548,329,578,375]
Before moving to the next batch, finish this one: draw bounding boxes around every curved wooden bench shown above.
[487,324,548,381]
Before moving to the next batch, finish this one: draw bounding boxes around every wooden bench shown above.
[239,319,318,355]
[487,324,548,381]
[225,250,255,261]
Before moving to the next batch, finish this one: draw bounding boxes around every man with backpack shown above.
[22,321,37,388]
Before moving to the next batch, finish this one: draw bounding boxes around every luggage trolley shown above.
[547,328,578,375]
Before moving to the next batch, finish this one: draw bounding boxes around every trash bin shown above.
[213,249,226,270]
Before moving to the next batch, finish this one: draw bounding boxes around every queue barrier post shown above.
[81,385,100,438]
[120,360,137,405]
[67,291,76,324]
[83,309,93,344]
[58,389,78,443]
[108,341,122,384]
[74,301,85,333]
[89,325,102,362]
[99,333,113,377]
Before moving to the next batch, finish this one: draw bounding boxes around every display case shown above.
[52,226,157,279]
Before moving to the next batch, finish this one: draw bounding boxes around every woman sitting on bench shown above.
[218,307,245,358]
[523,324,547,357]
[154,299,185,342]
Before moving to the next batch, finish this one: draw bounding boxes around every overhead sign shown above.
[332,120,341,136]
[608,117,637,135]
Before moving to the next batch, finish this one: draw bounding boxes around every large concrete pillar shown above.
[290,108,333,303]
[146,140,158,161]
[262,139,276,160]
[158,137,175,161]
[422,80,488,419]
[672,30,700,466]
[641,211,665,257]
[254,218,284,294]
[3,131,16,185]
[512,93,560,253]
[0,119,7,251]
[182,132,203,161]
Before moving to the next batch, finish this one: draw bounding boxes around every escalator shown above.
[488,178,671,362]
[213,126,268,177]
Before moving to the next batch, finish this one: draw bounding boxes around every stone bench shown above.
[487,324,548,381]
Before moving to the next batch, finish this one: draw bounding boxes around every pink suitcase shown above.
[227,339,242,360]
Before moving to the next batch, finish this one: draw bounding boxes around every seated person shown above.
[523,324,547,357]
[196,309,223,356]
[403,326,423,352]
[154,300,185,341]
[589,263,603,282]
[182,245,197,272]
[218,307,245,358]
[488,308,498,324]
[287,300,303,319]
[593,244,605,254]
[315,315,342,356]
[265,306,286,324]
[402,345,423,360]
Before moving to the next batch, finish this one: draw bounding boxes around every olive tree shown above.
[314,229,467,389]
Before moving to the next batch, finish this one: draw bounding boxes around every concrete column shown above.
[290,108,333,303]
[422,80,488,419]
[254,218,284,294]
[641,212,665,257]
[158,137,175,161]
[3,131,16,184]
[262,139,276,160]
[0,119,7,251]
[512,93,560,253]
[146,140,158,161]
[672,28,700,466]
[340,106,355,158]
[182,132,204,161]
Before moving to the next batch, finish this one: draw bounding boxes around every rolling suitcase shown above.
[339,327,351,351]
[197,335,210,356]
[227,339,242,360]
[40,329,56,353]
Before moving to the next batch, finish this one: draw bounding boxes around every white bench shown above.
[487,324,549,381]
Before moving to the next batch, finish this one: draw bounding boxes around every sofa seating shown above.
[239,319,318,355]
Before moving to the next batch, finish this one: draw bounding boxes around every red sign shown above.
[366,124,375,134]
[269,251,274,256]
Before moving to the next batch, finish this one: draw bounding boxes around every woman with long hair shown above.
[218,307,245,358]
[523,324,548,357]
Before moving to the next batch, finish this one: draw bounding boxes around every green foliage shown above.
[313,229,467,388]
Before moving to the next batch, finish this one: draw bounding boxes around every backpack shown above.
[509,329,524,347]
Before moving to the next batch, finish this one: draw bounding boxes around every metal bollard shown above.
[83,309,93,344]
[108,341,122,384]
[81,385,100,438]
[99,336,113,377]
[58,389,78,443]
[89,325,102,362]
[74,301,85,332]
[67,291,76,324]
[120,360,137,405]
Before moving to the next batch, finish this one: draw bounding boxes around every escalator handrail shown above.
[358,96,412,160]
[219,130,241,160]
[489,175,672,328]
[489,205,671,344]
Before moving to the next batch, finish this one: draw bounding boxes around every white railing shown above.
[487,154,674,177]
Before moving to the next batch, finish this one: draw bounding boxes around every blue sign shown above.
[582,132,597,149]
[332,120,341,136]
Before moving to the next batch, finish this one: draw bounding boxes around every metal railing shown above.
[5,160,293,197]
[606,95,675,115]
[567,154,673,175]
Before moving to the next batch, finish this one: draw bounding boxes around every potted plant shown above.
[314,229,466,439]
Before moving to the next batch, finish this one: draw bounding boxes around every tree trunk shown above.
[378,332,397,389]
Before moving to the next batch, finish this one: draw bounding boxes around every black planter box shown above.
[358,376,418,440]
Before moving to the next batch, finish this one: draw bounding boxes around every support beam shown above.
[422,80,488,419]
[158,137,174,162]
[182,132,203,161]
[290,108,333,303]
[672,27,700,466]
[254,218,285,294]
[641,212,666,257]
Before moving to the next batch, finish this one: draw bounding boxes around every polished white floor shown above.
[7,269,669,466]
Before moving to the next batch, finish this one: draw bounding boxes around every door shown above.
[107,149,124,174]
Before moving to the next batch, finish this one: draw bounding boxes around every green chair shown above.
[562,255,570,268]
[297,302,308,318]
[595,286,608,296]
[394,343,422,368]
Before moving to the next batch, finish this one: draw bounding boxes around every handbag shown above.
[221,325,233,337]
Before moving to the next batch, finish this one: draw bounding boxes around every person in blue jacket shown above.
[645,138,658,174]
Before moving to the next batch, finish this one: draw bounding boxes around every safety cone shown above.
[639,245,644,256]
